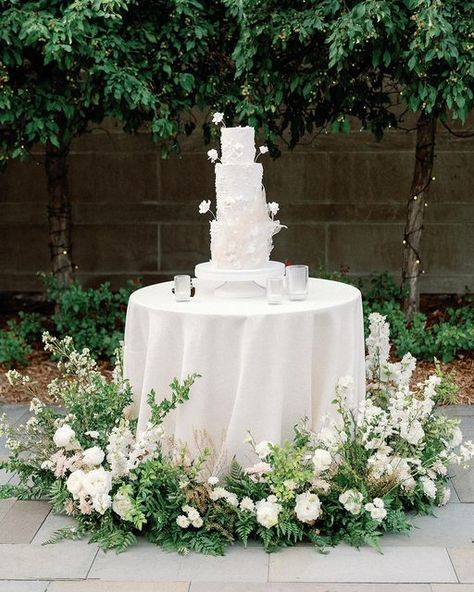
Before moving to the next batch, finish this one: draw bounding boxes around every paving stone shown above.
[0,499,15,521]
[48,581,189,592]
[448,548,474,583]
[268,546,457,583]
[0,500,51,543]
[451,464,474,503]
[31,511,76,545]
[88,540,181,581]
[381,503,474,547]
[0,582,48,592]
[190,584,431,592]
[0,542,98,579]
[432,586,474,591]
[178,545,269,582]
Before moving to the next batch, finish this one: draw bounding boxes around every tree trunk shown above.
[45,144,74,285]
[402,112,437,321]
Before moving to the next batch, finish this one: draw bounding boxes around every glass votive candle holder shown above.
[267,276,285,304]
[174,275,191,302]
[286,265,309,301]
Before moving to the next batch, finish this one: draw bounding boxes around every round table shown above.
[124,278,366,465]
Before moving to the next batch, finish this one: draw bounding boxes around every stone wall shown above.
[1,121,473,293]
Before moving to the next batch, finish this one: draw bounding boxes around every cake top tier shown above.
[220,126,255,164]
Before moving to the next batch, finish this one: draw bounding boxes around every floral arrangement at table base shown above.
[1,314,473,555]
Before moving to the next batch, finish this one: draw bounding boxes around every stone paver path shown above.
[1,404,473,592]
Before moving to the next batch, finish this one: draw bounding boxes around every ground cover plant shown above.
[0,313,472,555]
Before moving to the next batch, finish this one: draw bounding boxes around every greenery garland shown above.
[1,313,473,555]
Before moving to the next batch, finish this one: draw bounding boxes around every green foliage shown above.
[147,373,200,427]
[43,274,137,359]
[0,312,43,367]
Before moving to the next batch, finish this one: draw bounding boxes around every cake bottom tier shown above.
[210,219,282,270]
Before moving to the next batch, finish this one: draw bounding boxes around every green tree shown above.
[223,0,474,318]
[0,0,221,284]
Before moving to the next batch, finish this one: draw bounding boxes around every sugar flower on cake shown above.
[199,200,211,214]
[207,149,219,163]
[267,201,279,219]
[212,112,225,125]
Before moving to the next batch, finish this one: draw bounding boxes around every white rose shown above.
[92,493,111,515]
[112,491,134,520]
[255,440,272,459]
[66,469,86,499]
[256,499,281,529]
[207,149,219,163]
[312,449,332,474]
[212,112,224,125]
[339,489,364,515]
[82,446,105,467]
[199,199,211,214]
[225,492,239,507]
[53,425,76,449]
[295,492,321,524]
[239,496,255,512]
[244,462,271,476]
[207,476,219,486]
[82,467,112,497]
[176,515,190,528]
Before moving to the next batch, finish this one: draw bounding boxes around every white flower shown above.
[420,476,437,499]
[255,440,273,459]
[267,202,279,218]
[92,493,111,515]
[244,462,271,476]
[212,112,224,125]
[339,489,364,515]
[199,199,211,214]
[225,492,239,507]
[112,491,134,520]
[66,469,86,499]
[41,460,54,471]
[240,496,255,512]
[85,431,99,439]
[207,149,219,163]
[295,492,321,524]
[450,427,463,449]
[191,516,203,528]
[259,145,269,154]
[256,498,281,528]
[439,486,451,506]
[208,476,219,486]
[400,419,425,445]
[53,425,76,449]
[82,467,112,497]
[176,515,190,528]
[283,479,297,491]
[365,498,387,522]
[82,446,105,467]
[243,433,253,444]
[312,449,332,474]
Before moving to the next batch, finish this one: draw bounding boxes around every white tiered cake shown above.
[205,125,284,270]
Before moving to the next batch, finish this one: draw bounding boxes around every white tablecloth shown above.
[124,278,365,464]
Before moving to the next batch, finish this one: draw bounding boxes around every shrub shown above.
[0,312,43,368]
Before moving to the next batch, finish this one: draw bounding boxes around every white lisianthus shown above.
[112,491,134,520]
[176,515,190,528]
[212,112,224,125]
[82,446,105,467]
[207,149,219,163]
[339,489,364,515]
[256,498,281,529]
[364,498,387,522]
[420,476,437,499]
[239,496,255,512]
[207,476,219,486]
[82,467,112,497]
[294,492,321,524]
[199,199,212,214]
[53,425,76,449]
[312,448,332,474]
[259,145,269,154]
[255,440,273,459]
[66,469,86,499]
[267,202,279,218]
[92,493,112,515]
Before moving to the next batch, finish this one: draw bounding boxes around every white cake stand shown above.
[195,261,285,298]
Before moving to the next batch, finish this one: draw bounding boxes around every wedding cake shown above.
[198,117,284,270]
